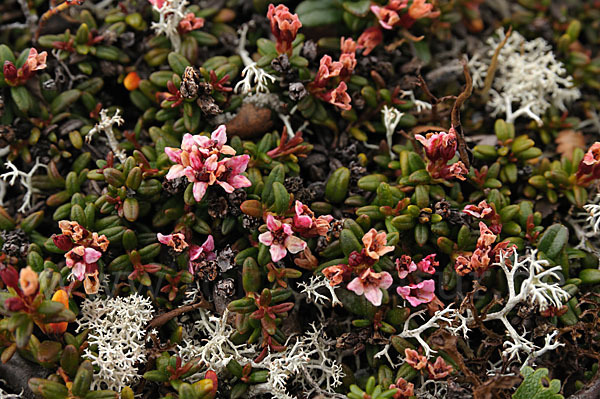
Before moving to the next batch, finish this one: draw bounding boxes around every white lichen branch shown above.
[150,0,188,52]
[235,24,277,96]
[382,105,404,159]
[86,108,126,163]
[0,158,47,213]
[397,306,456,358]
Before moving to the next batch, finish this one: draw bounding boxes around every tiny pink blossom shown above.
[397,279,436,307]
[294,201,314,229]
[157,232,189,252]
[396,255,417,279]
[149,0,166,9]
[362,228,395,261]
[259,215,306,262]
[178,13,205,33]
[26,48,47,71]
[188,235,216,274]
[357,26,383,55]
[267,4,302,55]
[370,5,400,29]
[415,129,457,162]
[347,268,393,306]
[327,81,352,110]
[417,254,438,274]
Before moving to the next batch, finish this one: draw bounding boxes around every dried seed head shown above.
[288,82,307,101]
[180,66,200,99]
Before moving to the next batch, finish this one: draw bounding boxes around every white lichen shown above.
[469,28,580,125]
[448,249,570,366]
[177,302,344,399]
[298,274,342,308]
[86,108,126,163]
[397,306,457,358]
[234,24,277,96]
[381,105,404,159]
[76,293,154,391]
[0,158,47,213]
[248,324,344,399]
[150,0,188,52]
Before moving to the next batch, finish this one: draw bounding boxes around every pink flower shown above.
[396,279,435,307]
[322,263,352,286]
[577,142,600,181]
[362,228,395,260]
[339,53,357,79]
[408,0,440,20]
[26,48,47,72]
[326,82,352,110]
[427,356,453,379]
[444,161,468,181]
[294,200,313,229]
[476,222,496,247]
[293,200,333,237]
[415,129,457,162]
[389,377,414,399]
[347,268,393,306]
[340,37,357,54]
[313,55,343,88]
[463,200,493,219]
[178,13,205,33]
[216,155,252,193]
[165,125,249,202]
[396,255,417,279]
[405,348,427,370]
[188,235,216,274]
[65,246,102,281]
[371,5,400,29]
[259,215,307,262]
[267,4,302,55]
[157,232,189,252]
[148,0,166,9]
[417,254,438,274]
[357,26,383,55]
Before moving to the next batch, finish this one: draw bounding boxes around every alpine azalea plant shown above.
[165,125,251,201]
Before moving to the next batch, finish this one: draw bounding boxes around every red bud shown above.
[4,296,25,311]
[52,234,74,251]
[3,61,17,83]
[0,264,19,289]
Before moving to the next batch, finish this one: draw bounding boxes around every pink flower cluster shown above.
[454,222,514,276]
[293,200,334,238]
[309,37,358,111]
[323,229,395,306]
[165,125,251,202]
[395,254,438,278]
[405,348,453,379]
[52,221,109,295]
[266,4,302,55]
[463,200,502,234]
[357,27,383,55]
[3,48,47,86]
[371,0,439,30]
[577,142,600,185]
[178,13,205,34]
[157,232,216,275]
[415,127,468,181]
[259,215,307,262]
[395,253,440,307]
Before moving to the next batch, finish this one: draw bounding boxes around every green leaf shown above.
[513,366,563,399]
[342,0,371,16]
[537,224,569,259]
[296,0,343,27]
